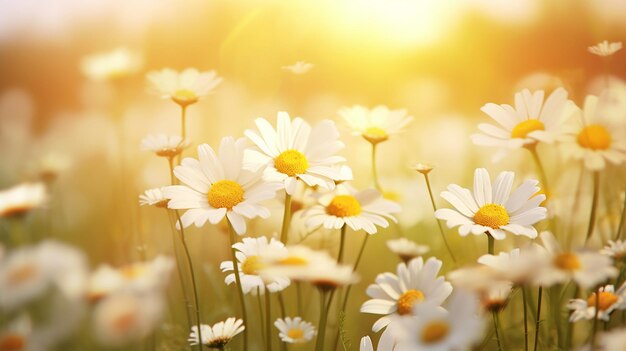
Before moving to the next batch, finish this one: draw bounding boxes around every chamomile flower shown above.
[588,40,623,57]
[600,240,626,261]
[359,332,396,351]
[81,47,142,81]
[141,134,190,158]
[477,248,537,285]
[244,112,345,195]
[304,187,401,235]
[339,105,413,144]
[435,168,546,240]
[274,317,316,344]
[220,236,290,294]
[479,283,512,313]
[471,88,572,149]
[560,95,626,170]
[163,137,281,234]
[282,61,314,75]
[0,182,47,218]
[138,187,169,208]
[146,68,223,107]
[361,257,453,332]
[386,238,429,263]
[188,318,245,348]
[568,284,626,322]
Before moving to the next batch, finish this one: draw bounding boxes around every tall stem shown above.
[423,173,457,263]
[488,234,501,350]
[534,287,543,351]
[227,220,249,351]
[180,105,187,141]
[616,187,626,240]
[590,286,601,348]
[522,287,529,351]
[488,234,495,255]
[528,146,550,196]
[585,172,600,245]
[280,193,292,244]
[265,288,272,351]
[315,289,329,351]
[337,226,347,263]
[256,288,265,346]
[371,143,382,191]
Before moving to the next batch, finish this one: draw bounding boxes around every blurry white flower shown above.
[471,88,572,149]
[282,61,314,74]
[188,318,244,348]
[386,238,429,262]
[479,283,512,313]
[305,186,400,234]
[600,240,626,261]
[0,182,47,218]
[220,236,290,295]
[339,105,413,144]
[244,112,346,195]
[141,134,190,158]
[37,152,72,182]
[146,68,222,107]
[138,187,169,208]
[435,168,546,240]
[81,47,142,81]
[163,137,281,234]
[600,327,626,350]
[588,40,623,57]
[359,331,395,351]
[274,316,316,343]
[477,248,537,285]
[360,257,453,332]
[568,284,626,322]
[334,164,354,184]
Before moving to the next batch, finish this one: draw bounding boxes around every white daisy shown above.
[560,95,626,170]
[600,240,626,261]
[435,168,547,240]
[138,187,169,208]
[471,88,572,149]
[163,137,281,234]
[568,284,626,322]
[532,231,617,289]
[359,332,396,351]
[220,236,290,295]
[305,186,401,235]
[339,105,413,144]
[81,47,142,81]
[479,282,512,313]
[274,316,316,344]
[0,182,47,218]
[141,134,190,158]
[146,68,223,107]
[588,40,623,57]
[386,238,429,263]
[282,61,314,75]
[477,247,538,285]
[600,327,626,350]
[244,112,346,195]
[188,318,245,348]
[360,257,453,332]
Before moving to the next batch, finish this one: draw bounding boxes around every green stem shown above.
[371,143,382,192]
[423,173,457,263]
[257,287,265,346]
[528,146,550,197]
[488,234,495,255]
[565,285,580,350]
[166,212,193,332]
[616,187,626,240]
[228,220,249,351]
[492,311,502,351]
[181,105,187,141]
[591,286,601,348]
[280,193,292,244]
[585,172,600,245]
[265,288,272,351]
[522,287,529,351]
[315,289,329,351]
[534,287,543,351]
[337,226,347,263]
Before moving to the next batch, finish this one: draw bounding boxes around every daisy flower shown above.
[479,282,512,313]
[0,182,47,218]
[305,187,401,235]
[146,68,222,107]
[163,137,281,234]
[386,238,429,263]
[471,88,572,149]
[532,231,617,289]
[359,332,396,351]
[274,317,316,344]
[588,40,623,57]
[435,168,547,240]
[141,134,190,158]
[600,327,626,350]
[360,257,453,332]
[81,47,142,81]
[220,236,290,294]
[138,187,169,208]
[600,240,626,261]
[188,318,245,348]
[560,95,626,170]
[568,284,626,322]
[244,112,345,195]
[477,248,538,285]
[282,61,314,74]
[339,105,413,145]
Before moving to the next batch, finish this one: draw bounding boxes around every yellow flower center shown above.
[274,150,309,176]
[113,311,137,332]
[511,119,545,139]
[241,256,263,275]
[383,191,401,202]
[421,321,450,344]
[363,127,389,144]
[207,180,245,209]
[287,328,304,340]
[120,265,146,279]
[473,204,510,229]
[553,253,581,271]
[577,124,612,150]
[279,256,309,266]
[0,334,25,351]
[396,289,425,315]
[8,264,38,285]
[172,89,198,107]
[326,195,362,217]
[587,292,619,311]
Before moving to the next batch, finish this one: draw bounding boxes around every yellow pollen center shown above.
[0,334,25,351]
[421,321,450,344]
[242,256,263,275]
[172,89,198,106]
[553,252,581,271]
[279,256,309,266]
[274,150,309,176]
[511,119,545,139]
[120,265,146,279]
[577,124,612,150]
[363,127,389,144]
[326,195,362,217]
[287,328,304,340]
[397,289,425,315]
[473,204,509,229]
[587,292,619,311]
[8,264,38,285]
[207,180,244,209]
[383,191,401,201]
